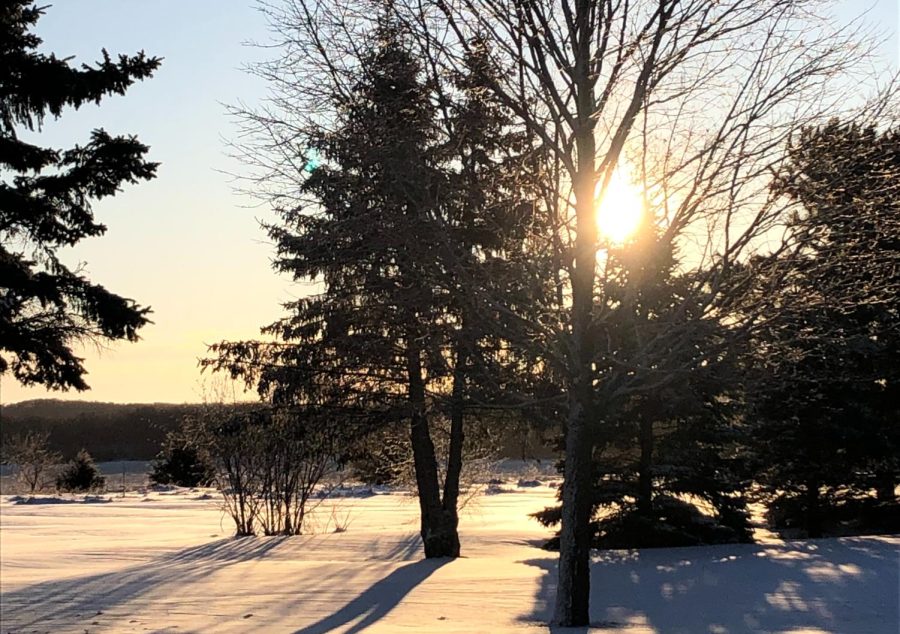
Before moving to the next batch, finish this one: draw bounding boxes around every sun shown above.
[596,164,645,244]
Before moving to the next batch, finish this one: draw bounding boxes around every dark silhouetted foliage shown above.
[347,422,410,486]
[535,233,753,549]
[748,120,900,537]
[0,2,159,390]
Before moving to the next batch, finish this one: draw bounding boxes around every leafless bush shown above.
[1,431,61,494]
[186,404,343,536]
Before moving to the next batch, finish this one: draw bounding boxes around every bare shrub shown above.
[187,404,343,536]
[256,408,340,535]
[1,431,61,494]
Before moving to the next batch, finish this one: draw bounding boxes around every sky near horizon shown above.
[1,0,898,405]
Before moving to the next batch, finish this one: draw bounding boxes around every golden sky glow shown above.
[1,1,894,406]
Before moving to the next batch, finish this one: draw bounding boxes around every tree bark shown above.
[637,418,654,516]
[553,86,597,624]
[407,341,461,558]
[553,390,595,626]
[441,337,468,551]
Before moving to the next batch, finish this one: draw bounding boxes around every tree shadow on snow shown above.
[0,536,293,629]
[520,537,898,633]
[2,532,442,632]
[292,558,449,634]
[368,534,423,561]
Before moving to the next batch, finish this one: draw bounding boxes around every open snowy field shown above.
[1,483,897,633]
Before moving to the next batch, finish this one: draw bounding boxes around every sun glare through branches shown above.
[596,164,645,244]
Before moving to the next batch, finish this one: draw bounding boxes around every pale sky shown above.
[2,0,897,405]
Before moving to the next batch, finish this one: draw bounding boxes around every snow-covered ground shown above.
[0,483,897,633]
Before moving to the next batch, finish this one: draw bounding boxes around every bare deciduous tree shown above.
[416,0,884,624]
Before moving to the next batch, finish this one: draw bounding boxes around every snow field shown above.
[0,484,897,633]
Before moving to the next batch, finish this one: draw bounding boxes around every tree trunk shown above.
[553,114,597,625]
[440,338,468,554]
[407,342,460,558]
[637,418,654,516]
[553,391,595,626]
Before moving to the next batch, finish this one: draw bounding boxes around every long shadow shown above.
[374,533,423,561]
[0,536,293,629]
[3,534,444,633]
[522,537,898,633]
[169,535,291,562]
[293,558,449,634]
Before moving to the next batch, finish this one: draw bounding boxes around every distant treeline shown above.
[0,399,556,463]
[0,400,205,461]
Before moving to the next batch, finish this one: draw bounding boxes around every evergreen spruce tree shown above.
[1,2,159,390]
[435,37,553,543]
[210,14,454,552]
[149,430,216,488]
[209,19,549,557]
[275,17,458,555]
[748,121,900,536]
[536,229,753,548]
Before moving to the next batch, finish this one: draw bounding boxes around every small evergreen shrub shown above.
[593,496,751,549]
[149,432,215,487]
[56,449,105,492]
